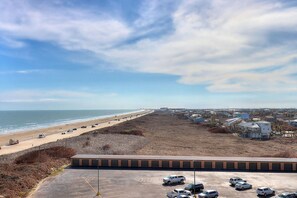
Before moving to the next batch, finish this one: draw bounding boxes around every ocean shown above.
[0,109,137,134]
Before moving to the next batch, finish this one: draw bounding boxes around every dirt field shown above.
[88,111,297,157]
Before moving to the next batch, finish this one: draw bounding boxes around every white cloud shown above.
[0,89,118,103]
[0,0,297,93]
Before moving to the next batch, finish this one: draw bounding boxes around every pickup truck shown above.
[163,175,186,185]
[167,189,192,198]
[229,177,246,186]
[256,187,275,196]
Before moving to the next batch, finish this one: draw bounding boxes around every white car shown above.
[198,190,219,198]
[257,187,275,196]
[235,181,252,190]
[167,189,191,198]
[229,177,246,186]
[163,175,186,185]
[178,195,194,198]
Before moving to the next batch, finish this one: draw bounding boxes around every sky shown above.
[0,0,297,110]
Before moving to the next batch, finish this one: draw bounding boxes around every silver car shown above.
[198,190,219,198]
[235,181,252,190]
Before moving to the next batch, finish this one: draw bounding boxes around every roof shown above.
[256,121,270,124]
[238,122,260,129]
[71,154,297,163]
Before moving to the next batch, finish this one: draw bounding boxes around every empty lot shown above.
[31,169,297,198]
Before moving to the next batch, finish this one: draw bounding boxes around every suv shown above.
[198,190,219,198]
[184,183,204,193]
[229,177,246,186]
[256,187,275,196]
[163,175,186,185]
[167,189,191,198]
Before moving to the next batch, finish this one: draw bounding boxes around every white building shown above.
[237,121,271,139]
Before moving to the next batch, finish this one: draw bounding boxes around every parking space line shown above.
[82,177,98,195]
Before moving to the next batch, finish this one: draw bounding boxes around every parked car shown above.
[235,181,252,190]
[72,128,77,130]
[163,175,186,185]
[91,125,96,128]
[38,134,46,138]
[198,190,218,198]
[8,139,19,145]
[184,183,204,193]
[61,131,66,135]
[277,192,297,198]
[81,126,87,128]
[67,129,73,133]
[256,187,275,196]
[178,195,194,198]
[167,189,191,198]
[229,177,246,186]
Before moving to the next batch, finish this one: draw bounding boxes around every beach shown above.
[0,110,152,155]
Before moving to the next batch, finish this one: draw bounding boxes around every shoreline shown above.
[0,110,152,155]
[0,109,141,135]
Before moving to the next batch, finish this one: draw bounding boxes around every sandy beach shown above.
[0,110,152,155]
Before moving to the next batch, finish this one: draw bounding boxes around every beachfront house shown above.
[289,120,297,127]
[233,112,250,120]
[193,117,205,124]
[224,117,242,132]
[237,121,272,139]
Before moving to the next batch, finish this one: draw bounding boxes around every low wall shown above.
[71,155,297,172]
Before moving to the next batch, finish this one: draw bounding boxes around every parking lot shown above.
[31,169,297,198]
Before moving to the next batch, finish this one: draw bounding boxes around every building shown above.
[289,120,297,127]
[237,121,271,139]
[193,117,205,124]
[265,115,275,122]
[233,112,250,120]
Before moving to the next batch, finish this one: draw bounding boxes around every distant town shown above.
[160,107,297,140]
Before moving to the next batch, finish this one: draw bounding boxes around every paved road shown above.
[31,169,297,198]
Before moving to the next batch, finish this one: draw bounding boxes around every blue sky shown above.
[0,0,297,110]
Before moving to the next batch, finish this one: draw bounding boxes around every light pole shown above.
[193,160,197,198]
[96,158,100,197]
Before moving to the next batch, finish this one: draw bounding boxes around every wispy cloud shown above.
[0,69,46,75]
[0,89,118,103]
[0,0,297,93]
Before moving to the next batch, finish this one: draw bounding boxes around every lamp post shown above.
[96,158,100,197]
[193,160,197,198]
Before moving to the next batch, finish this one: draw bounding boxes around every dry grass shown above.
[102,144,111,151]
[208,127,229,134]
[263,150,297,158]
[92,129,144,136]
[0,147,75,198]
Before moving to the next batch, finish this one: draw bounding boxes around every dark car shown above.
[184,183,204,193]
